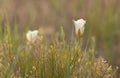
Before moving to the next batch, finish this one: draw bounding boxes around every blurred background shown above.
[0,0,120,75]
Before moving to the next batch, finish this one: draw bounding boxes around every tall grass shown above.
[0,0,120,68]
[0,25,117,78]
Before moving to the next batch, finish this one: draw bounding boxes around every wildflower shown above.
[73,19,86,38]
[26,30,39,43]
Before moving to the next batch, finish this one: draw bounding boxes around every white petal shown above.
[26,31,32,42]
[73,19,86,34]
[26,30,39,43]
[31,30,39,42]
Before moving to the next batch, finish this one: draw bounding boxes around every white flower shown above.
[26,30,39,43]
[73,19,86,38]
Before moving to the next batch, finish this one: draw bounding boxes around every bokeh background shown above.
[0,0,120,75]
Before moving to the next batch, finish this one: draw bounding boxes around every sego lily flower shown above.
[73,19,86,38]
[26,30,39,43]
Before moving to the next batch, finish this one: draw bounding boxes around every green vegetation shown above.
[0,0,119,77]
[0,26,117,78]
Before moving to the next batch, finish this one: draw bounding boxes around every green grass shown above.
[0,0,120,69]
[0,0,119,77]
[0,25,117,78]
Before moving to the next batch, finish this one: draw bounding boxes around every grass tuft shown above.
[0,26,117,78]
